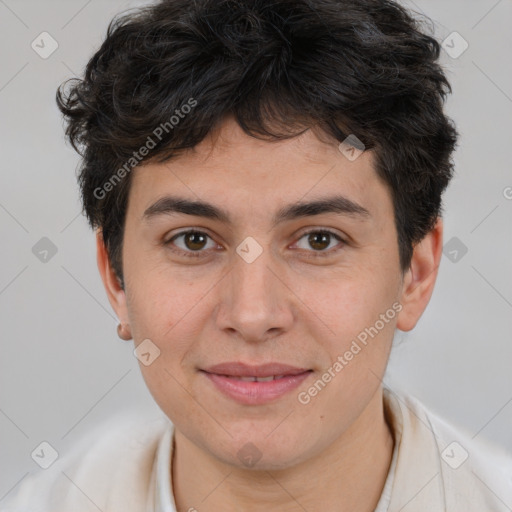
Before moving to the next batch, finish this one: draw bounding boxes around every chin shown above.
[211,434,309,472]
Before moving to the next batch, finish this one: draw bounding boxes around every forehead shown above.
[128,118,393,225]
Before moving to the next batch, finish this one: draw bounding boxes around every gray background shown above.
[1,0,511,502]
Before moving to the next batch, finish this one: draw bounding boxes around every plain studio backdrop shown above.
[0,0,511,501]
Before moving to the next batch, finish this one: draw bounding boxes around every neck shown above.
[171,387,394,512]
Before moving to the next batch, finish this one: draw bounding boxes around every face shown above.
[98,116,441,470]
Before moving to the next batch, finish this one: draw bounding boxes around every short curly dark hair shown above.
[56,0,458,287]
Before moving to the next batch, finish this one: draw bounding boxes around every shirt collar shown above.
[382,386,446,511]
[154,422,177,512]
[373,387,401,512]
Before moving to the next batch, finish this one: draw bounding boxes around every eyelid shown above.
[290,228,347,253]
[165,229,221,258]
[294,226,347,242]
[164,227,347,257]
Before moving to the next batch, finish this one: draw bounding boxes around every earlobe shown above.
[396,218,444,332]
[96,229,130,328]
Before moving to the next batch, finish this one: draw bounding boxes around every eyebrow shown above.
[142,194,371,226]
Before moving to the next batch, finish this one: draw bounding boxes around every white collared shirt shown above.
[3,386,511,511]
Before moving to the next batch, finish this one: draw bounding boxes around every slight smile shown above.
[199,362,314,405]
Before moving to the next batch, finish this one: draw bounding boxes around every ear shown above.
[396,217,444,332]
[96,229,129,326]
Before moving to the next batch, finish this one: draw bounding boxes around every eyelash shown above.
[164,229,346,259]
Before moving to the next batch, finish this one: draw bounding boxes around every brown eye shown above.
[183,232,208,251]
[294,230,345,255]
[166,230,216,257]
[307,232,331,251]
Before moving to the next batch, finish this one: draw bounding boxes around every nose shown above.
[214,244,295,344]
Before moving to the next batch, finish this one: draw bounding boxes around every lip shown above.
[202,362,310,378]
[200,362,313,405]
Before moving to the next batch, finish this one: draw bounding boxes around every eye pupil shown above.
[308,232,330,251]
[185,232,207,250]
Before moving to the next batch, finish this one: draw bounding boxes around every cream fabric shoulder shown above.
[1,411,171,512]
[384,387,512,511]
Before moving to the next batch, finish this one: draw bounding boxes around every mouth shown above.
[209,374,302,382]
[199,362,313,405]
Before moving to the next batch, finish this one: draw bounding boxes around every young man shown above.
[3,0,511,511]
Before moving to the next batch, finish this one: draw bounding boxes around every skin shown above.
[97,116,443,512]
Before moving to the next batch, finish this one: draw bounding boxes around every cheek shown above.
[297,277,397,430]
[298,270,389,335]
[125,276,203,420]
[124,259,207,340]
[302,268,398,381]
